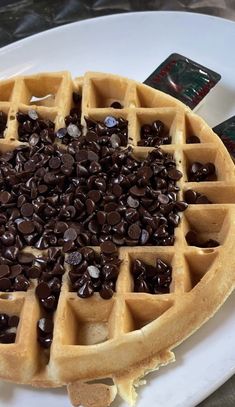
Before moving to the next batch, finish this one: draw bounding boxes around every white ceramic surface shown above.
[0,11,235,407]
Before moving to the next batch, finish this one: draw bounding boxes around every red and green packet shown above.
[144,53,221,110]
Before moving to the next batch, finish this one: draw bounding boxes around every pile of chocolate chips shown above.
[0,313,19,343]
[0,136,187,250]
[184,189,212,204]
[0,251,35,292]
[37,317,53,349]
[84,115,128,147]
[186,135,200,144]
[67,243,120,299]
[17,110,55,143]
[0,111,7,139]
[56,92,82,145]
[137,120,171,147]
[188,161,216,182]
[131,258,172,294]
[34,248,65,349]
[185,230,219,248]
[35,248,65,311]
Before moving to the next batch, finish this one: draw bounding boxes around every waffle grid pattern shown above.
[0,72,235,389]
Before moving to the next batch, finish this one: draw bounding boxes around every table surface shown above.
[0,1,235,406]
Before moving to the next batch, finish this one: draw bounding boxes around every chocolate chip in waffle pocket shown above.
[0,71,234,407]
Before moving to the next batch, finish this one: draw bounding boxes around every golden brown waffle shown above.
[0,71,235,407]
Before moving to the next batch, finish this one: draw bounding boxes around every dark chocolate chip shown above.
[0,332,16,343]
[184,189,197,204]
[66,252,82,266]
[128,223,141,240]
[63,228,78,242]
[100,241,117,255]
[187,135,200,143]
[0,278,11,291]
[0,265,10,278]
[35,282,51,299]
[37,317,53,334]
[99,283,114,299]
[17,220,35,235]
[110,102,123,109]
[77,281,94,298]
[8,315,20,328]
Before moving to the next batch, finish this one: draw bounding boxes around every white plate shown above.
[0,11,235,407]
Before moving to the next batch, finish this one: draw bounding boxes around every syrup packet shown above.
[144,53,221,110]
[213,116,235,158]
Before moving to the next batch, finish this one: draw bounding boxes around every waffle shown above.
[0,71,235,407]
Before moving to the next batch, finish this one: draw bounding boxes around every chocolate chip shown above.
[184,189,197,204]
[66,252,82,266]
[35,282,51,299]
[27,265,41,279]
[41,295,57,310]
[17,220,35,235]
[67,124,81,138]
[130,186,146,197]
[38,335,53,348]
[0,332,16,344]
[0,265,10,278]
[100,241,117,255]
[195,194,211,204]
[8,315,19,328]
[77,281,94,298]
[28,109,38,120]
[104,116,118,128]
[17,252,34,264]
[158,194,169,204]
[135,278,150,293]
[100,283,114,299]
[102,264,118,281]
[10,265,22,278]
[112,184,122,197]
[140,229,149,245]
[127,196,139,208]
[20,203,34,217]
[87,266,100,279]
[14,275,30,291]
[185,230,198,246]
[0,314,9,329]
[4,246,19,261]
[168,168,182,181]
[49,156,61,169]
[86,199,95,215]
[107,211,121,226]
[110,134,121,148]
[175,201,188,211]
[37,317,53,334]
[187,135,200,143]
[128,223,141,240]
[56,127,67,139]
[87,190,101,203]
[110,102,123,109]
[62,153,74,167]
[63,228,78,242]
[0,191,11,204]
[0,278,11,290]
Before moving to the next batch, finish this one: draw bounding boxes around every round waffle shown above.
[0,71,234,407]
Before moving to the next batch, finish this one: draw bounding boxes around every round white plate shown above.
[0,11,235,407]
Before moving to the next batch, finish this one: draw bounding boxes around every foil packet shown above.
[213,116,235,158]
[144,53,221,110]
